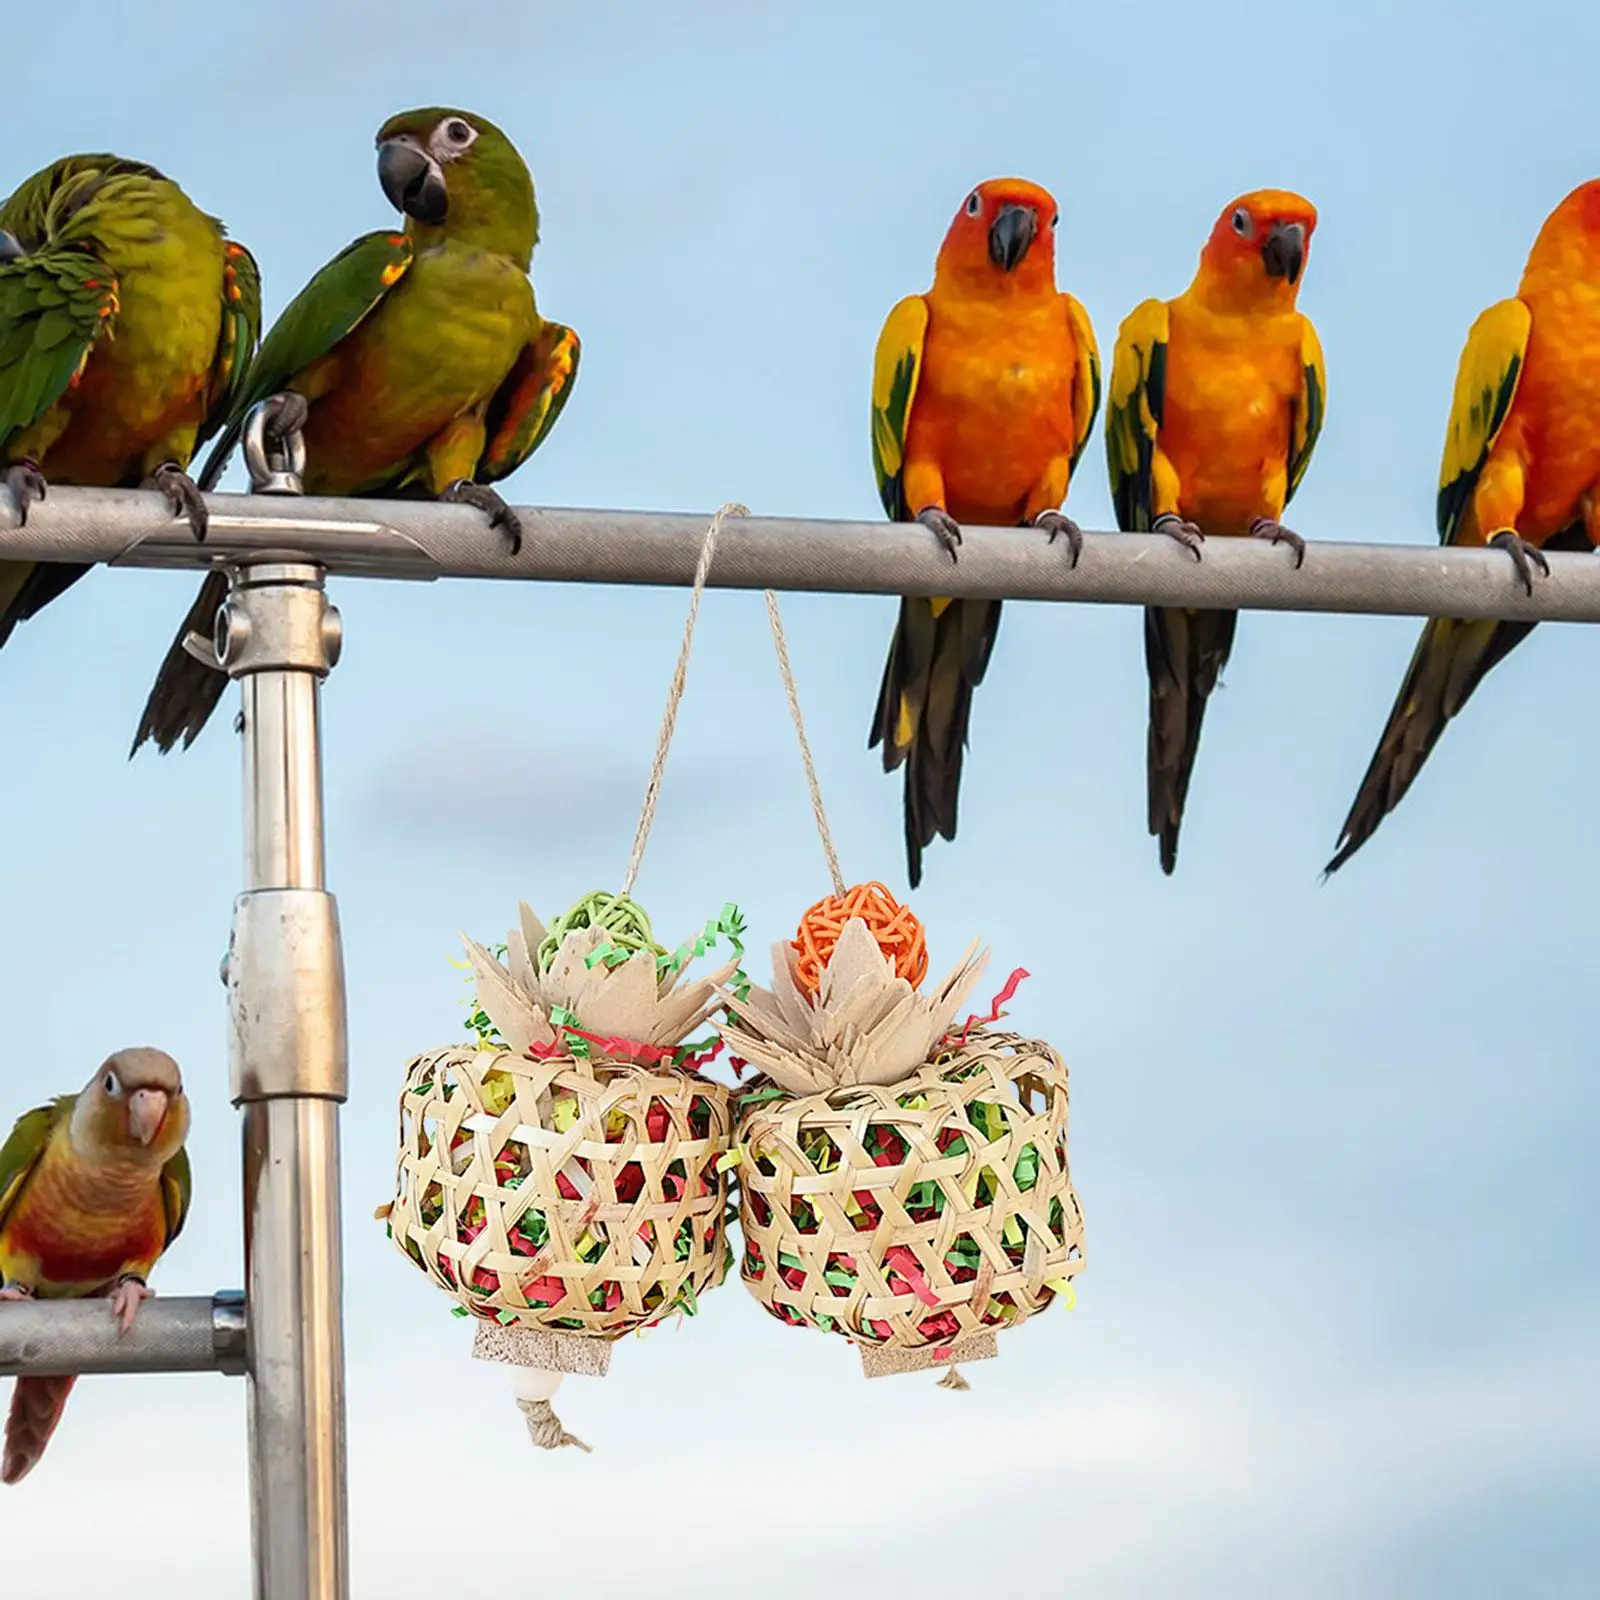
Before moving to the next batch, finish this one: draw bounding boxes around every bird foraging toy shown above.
[725,900,1083,1379]
[382,508,749,1448]
[385,897,743,1446]
[725,593,1086,1383]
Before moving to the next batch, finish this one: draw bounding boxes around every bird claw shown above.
[1035,509,1084,569]
[142,461,210,543]
[1153,512,1205,560]
[1250,516,1307,570]
[916,505,963,562]
[3,461,46,527]
[442,479,523,555]
[261,391,310,444]
[108,1277,153,1336]
[0,1282,35,1302]
[1489,530,1550,597]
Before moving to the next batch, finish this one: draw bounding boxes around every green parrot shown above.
[0,1048,192,1485]
[0,153,261,648]
[133,106,582,756]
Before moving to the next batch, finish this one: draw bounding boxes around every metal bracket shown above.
[227,889,349,1103]
[217,562,343,679]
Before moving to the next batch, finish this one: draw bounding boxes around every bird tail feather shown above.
[870,596,1001,888]
[129,570,232,758]
[2,1374,77,1486]
[1145,605,1238,875]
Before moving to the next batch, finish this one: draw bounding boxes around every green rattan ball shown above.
[537,889,667,974]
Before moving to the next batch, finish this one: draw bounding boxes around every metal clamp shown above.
[216,562,343,679]
[227,889,350,1103]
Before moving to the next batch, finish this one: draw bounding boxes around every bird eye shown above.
[1050,212,1060,229]
[103,1072,122,1097]
[1232,208,1252,237]
[446,119,473,145]
[965,191,982,217]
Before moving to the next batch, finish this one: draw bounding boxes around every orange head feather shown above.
[1543,177,1600,232]
[1193,188,1318,310]
[1523,177,1600,278]
[933,177,1061,296]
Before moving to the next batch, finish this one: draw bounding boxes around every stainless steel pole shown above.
[221,552,350,1600]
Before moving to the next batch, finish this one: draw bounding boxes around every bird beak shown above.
[0,229,23,265]
[1261,221,1306,285]
[127,1088,170,1148]
[377,139,448,225]
[988,204,1037,272]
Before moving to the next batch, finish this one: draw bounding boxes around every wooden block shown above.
[471,1320,612,1378]
[858,1330,997,1379]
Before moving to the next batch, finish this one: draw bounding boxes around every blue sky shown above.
[2,0,1598,1593]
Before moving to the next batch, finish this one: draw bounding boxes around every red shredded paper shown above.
[522,1026,724,1073]
[945,966,1029,1050]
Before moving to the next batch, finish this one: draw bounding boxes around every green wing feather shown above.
[870,294,930,521]
[1104,298,1169,533]
[1286,316,1326,506]
[479,320,581,483]
[0,254,118,452]
[198,229,414,488]
[1434,298,1531,546]
[0,1099,71,1231]
[0,154,166,246]
[160,1145,192,1248]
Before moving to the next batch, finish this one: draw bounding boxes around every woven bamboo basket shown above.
[388,1043,732,1334]
[735,1030,1083,1373]
[378,889,746,1445]
[715,881,1085,1379]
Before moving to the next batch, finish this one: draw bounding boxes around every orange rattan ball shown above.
[791,881,929,996]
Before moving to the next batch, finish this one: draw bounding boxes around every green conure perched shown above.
[134,106,582,756]
[0,155,260,649]
[0,1049,192,1485]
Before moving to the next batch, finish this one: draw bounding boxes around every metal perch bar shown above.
[0,486,1597,621]
[0,1292,247,1377]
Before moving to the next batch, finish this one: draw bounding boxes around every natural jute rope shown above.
[763,589,846,896]
[622,503,748,897]
[517,1396,592,1453]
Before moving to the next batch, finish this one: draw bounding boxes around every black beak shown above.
[377,140,448,225]
[988,204,1037,272]
[0,229,24,266]
[1261,221,1306,285]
